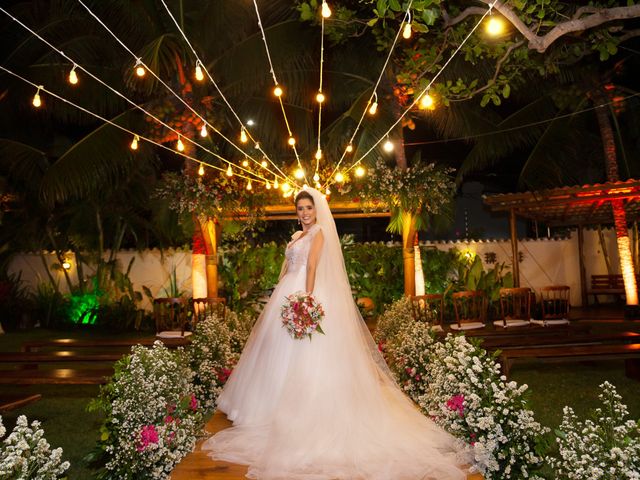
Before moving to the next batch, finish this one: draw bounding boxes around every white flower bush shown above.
[0,415,70,479]
[373,296,413,348]
[549,381,640,480]
[418,334,547,479]
[90,341,202,479]
[225,310,255,355]
[188,313,236,413]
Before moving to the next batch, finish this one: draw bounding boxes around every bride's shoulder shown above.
[291,230,303,241]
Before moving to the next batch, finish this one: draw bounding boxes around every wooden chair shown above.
[494,287,532,329]
[451,291,487,331]
[153,298,190,338]
[410,294,444,332]
[191,297,227,330]
[531,286,570,326]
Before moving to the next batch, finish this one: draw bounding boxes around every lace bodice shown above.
[284,224,321,273]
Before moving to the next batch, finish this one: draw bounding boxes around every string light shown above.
[247,119,255,126]
[383,137,394,152]
[315,149,322,160]
[134,59,145,77]
[325,187,331,195]
[198,164,205,176]
[274,177,279,189]
[226,165,233,177]
[130,134,139,150]
[240,128,248,143]
[32,86,43,107]
[294,168,305,180]
[368,92,378,115]
[273,85,283,97]
[316,92,325,103]
[321,1,331,18]
[288,137,296,146]
[246,179,252,191]
[345,144,353,153]
[282,182,291,192]
[195,61,204,81]
[402,22,412,39]
[335,172,345,183]
[486,17,505,36]
[242,158,250,167]
[176,136,185,152]
[261,159,268,168]
[355,166,365,177]
[68,65,78,84]
[266,181,271,189]
[419,92,435,110]
[313,173,320,182]
[315,182,321,189]
[200,124,208,137]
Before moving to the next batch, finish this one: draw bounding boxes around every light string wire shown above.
[334,1,498,184]
[155,0,293,185]
[0,5,267,183]
[251,0,308,185]
[315,10,326,180]
[0,65,265,185]
[401,90,640,145]
[75,0,281,184]
[323,0,413,189]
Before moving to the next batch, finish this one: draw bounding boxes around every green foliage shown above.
[0,272,31,331]
[29,282,70,329]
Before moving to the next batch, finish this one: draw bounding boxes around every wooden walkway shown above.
[172,411,483,480]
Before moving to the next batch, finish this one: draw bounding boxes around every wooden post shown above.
[402,211,416,296]
[204,219,220,298]
[577,225,588,307]
[509,208,520,287]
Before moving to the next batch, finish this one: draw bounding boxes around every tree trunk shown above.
[201,218,221,298]
[402,211,416,296]
[592,88,638,306]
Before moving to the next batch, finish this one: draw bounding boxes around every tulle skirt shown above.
[202,267,467,480]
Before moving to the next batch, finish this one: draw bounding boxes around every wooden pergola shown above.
[249,200,390,221]
[484,179,640,305]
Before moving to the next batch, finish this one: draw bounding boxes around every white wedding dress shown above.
[203,189,467,480]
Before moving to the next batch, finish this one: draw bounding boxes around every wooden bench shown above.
[588,274,639,304]
[0,368,114,385]
[0,394,42,412]
[21,336,188,353]
[482,331,639,350]
[0,352,124,363]
[500,342,640,378]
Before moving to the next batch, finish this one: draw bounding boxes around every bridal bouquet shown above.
[281,292,325,340]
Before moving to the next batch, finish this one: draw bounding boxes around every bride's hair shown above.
[294,190,314,206]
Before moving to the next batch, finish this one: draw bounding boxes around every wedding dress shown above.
[203,188,467,480]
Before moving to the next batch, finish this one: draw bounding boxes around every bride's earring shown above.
[298,218,301,225]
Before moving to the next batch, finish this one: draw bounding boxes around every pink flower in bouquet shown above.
[137,425,159,451]
[446,394,465,417]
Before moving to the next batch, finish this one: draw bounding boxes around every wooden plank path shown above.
[172,411,483,480]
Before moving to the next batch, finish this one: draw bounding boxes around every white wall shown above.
[8,228,632,309]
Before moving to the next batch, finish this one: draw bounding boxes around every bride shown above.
[203,188,468,480]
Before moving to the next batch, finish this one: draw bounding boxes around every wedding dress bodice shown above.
[284,224,321,273]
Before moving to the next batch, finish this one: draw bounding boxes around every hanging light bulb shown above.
[130,135,140,150]
[346,143,353,153]
[335,172,345,183]
[368,101,378,115]
[246,180,252,191]
[266,181,271,189]
[282,182,291,192]
[315,182,321,189]
[242,158,249,167]
[32,86,43,108]
[419,92,435,110]
[486,17,505,36]
[383,138,394,152]
[274,177,279,189]
[403,22,412,39]
[261,160,268,168]
[247,119,255,126]
[195,62,205,81]
[288,137,296,146]
[240,128,248,143]
[316,92,325,103]
[325,187,331,195]
[273,85,283,97]
[315,149,322,160]
[355,166,366,177]
[226,165,233,177]
[321,1,332,18]
[198,164,205,176]
[134,59,145,77]
[200,124,208,137]
[254,142,261,150]
[294,168,305,180]
[176,136,185,152]
[313,173,320,182]
[68,65,79,85]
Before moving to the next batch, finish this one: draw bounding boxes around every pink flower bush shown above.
[137,425,159,452]
[446,394,465,417]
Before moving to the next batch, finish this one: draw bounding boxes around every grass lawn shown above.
[1,328,638,479]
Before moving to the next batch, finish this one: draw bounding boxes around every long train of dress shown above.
[203,225,467,480]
